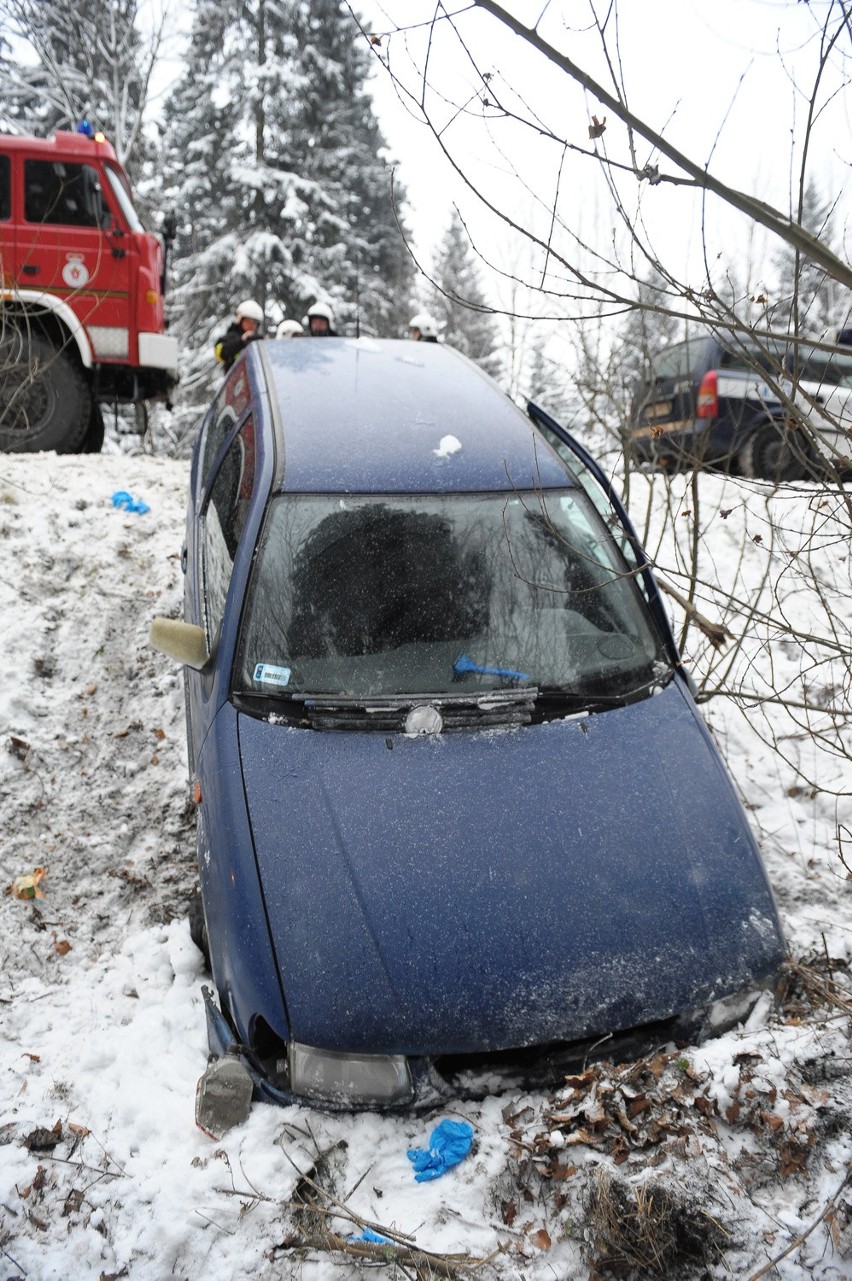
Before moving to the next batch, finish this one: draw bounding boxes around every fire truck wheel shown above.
[82,405,105,454]
[0,332,91,454]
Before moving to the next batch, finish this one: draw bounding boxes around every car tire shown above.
[189,888,210,968]
[738,422,812,482]
[0,331,91,453]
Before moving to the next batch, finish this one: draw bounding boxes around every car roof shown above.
[260,337,571,493]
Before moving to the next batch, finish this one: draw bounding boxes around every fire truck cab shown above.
[0,127,178,453]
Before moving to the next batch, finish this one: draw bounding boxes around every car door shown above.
[17,157,132,343]
[184,365,255,770]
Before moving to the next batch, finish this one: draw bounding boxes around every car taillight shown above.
[696,370,718,418]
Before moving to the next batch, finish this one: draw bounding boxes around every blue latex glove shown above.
[453,652,529,682]
[348,1228,391,1245]
[407,1119,474,1182]
[112,490,150,515]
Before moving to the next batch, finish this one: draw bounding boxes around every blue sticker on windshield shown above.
[254,663,291,687]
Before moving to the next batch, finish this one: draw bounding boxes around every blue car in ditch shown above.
[150,337,785,1110]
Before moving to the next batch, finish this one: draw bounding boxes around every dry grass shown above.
[586,1169,728,1278]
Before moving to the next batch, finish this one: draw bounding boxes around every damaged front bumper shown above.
[198,982,778,1122]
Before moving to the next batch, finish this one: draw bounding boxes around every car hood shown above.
[237,681,784,1056]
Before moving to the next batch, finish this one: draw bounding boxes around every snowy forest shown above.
[0,0,504,443]
[1,1,852,1279]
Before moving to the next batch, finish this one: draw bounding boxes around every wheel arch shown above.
[1,291,94,370]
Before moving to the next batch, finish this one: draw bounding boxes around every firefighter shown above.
[215,299,264,370]
[302,301,336,336]
[408,312,439,342]
[276,318,304,338]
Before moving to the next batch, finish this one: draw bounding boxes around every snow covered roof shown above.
[261,337,571,494]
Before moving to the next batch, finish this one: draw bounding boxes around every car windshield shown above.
[233,490,668,703]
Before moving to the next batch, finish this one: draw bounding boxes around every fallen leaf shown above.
[24,1120,62,1151]
[8,735,30,759]
[53,938,72,957]
[501,1200,517,1226]
[12,868,47,901]
[531,1228,551,1250]
[63,1188,84,1217]
[68,1122,90,1137]
[153,727,166,741]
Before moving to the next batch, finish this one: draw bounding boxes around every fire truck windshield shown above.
[103,165,144,233]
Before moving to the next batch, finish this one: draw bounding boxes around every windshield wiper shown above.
[539,665,675,713]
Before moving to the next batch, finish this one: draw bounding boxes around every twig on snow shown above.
[746,1166,852,1280]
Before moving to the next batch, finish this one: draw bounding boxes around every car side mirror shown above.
[150,617,210,670]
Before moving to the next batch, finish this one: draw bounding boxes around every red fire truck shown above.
[0,126,178,453]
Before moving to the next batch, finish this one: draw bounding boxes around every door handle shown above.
[21,264,39,276]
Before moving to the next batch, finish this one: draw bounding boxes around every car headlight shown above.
[289,1042,413,1106]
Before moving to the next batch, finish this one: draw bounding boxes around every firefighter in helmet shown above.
[303,301,337,336]
[215,299,265,370]
[408,312,439,342]
[276,318,304,339]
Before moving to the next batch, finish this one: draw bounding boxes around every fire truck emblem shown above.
[62,254,90,288]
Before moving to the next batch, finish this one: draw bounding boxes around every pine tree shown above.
[772,180,840,336]
[158,0,252,415]
[615,268,682,393]
[428,211,502,378]
[160,0,414,430]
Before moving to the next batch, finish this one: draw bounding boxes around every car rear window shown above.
[234,489,665,702]
[651,340,702,381]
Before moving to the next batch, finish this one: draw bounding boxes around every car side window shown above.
[200,362,252,485]
[0,155,10,220]
[24,160,106,227]
[719,341,785,379]
[201,416,257,643]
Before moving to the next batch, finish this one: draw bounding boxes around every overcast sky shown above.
[357,0,851,301]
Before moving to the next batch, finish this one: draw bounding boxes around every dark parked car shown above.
[630,328,851,480]
[151,337,785,1109]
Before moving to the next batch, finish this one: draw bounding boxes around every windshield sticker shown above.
[253,663,291,687]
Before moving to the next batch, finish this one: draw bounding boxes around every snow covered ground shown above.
[0,450,850,1280]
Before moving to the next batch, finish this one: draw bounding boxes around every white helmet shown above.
[304,300,335,326]
[409,312,438,339]
[235,299,264,323]
[276,318,304,338]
